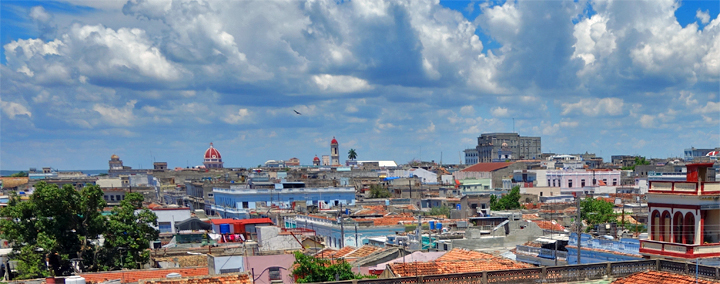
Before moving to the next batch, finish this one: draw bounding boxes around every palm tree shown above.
[348,149,357,160]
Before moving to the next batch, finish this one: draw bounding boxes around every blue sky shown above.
[1,0,719,170]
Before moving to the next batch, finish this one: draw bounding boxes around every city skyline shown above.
[1,0,719,170]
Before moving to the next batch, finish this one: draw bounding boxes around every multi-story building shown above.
[640,163,720,259]
[684,147,719,161]
[212,183,355,219]
[474,133,541,163]
[546,169,622,194]
[464,148,479,165]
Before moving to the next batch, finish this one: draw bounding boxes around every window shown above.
[603,179,607,185]
[159,222,172,233]
[548,179,551,186]
[242,202,249,209]
[540,192,543,197]
[110,195,115,201]
[569,180,573,188]
[581,179,585,187]
[268,267,281,281]
[104,195,108,201]
[116,195,121,201]
[612,179,617,186]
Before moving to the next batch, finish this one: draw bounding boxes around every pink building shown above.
[546,169,621,190]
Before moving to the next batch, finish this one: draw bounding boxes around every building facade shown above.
[464,148,479,165]
[289,215,405,249]
[640,163,720,259]
[475,133,541,163]
[212,184,355,219]
[684,147,719,161]
[546,169,622,189]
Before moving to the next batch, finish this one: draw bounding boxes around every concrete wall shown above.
[257,226,302,252]
[97,178,122,188]
[150,209,192,234]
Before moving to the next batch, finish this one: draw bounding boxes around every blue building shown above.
[565,233,643,264]
[212,183,355,219]
[289,215,405,249]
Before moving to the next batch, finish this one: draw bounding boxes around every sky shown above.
[0,0,719,170]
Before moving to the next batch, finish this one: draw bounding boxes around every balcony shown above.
[648,181,720,195]
[640,240,720,258]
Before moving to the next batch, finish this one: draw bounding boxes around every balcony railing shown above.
[648,181,720,195]
[640,239,720,258]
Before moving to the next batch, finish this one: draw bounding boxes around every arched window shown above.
[673,212,684,243]
[685,213,695,245]
[662,211,672,242]
[652,210,661,241]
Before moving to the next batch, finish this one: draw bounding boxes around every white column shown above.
[695,212,702,245]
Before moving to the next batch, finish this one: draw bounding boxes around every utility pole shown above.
[409,179,412,199]
[576,195,582,265]
[339,204,345,248]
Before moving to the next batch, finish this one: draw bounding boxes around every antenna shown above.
[513,118,515,133]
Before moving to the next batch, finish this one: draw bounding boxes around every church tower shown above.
[330,137,339,166]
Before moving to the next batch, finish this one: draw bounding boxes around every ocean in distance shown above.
[1,169,108,177]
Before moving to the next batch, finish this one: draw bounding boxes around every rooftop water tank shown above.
[166,273,182,278]
[65,276,86,284]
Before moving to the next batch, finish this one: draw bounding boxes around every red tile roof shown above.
[81,267,209,283]
[314,248,338,258]
[354,205,388,216]
[332,246,357,258]
[373,216,416,226]
[345,245,385,258]
[140,273,252,284]
[531,220,565,231]
[460,162,515,172]
[389,248,531,277]
[611,270,720,284]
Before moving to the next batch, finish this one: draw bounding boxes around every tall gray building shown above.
[475,133,541,163]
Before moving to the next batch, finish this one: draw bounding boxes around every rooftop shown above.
[460,162,515,173]
[81,267,209,283]
[140,273,252,284]
[611,270,719,284]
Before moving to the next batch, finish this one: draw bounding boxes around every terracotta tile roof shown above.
[140,273,252,284]
[333,246,357,258]
[345,245,385,258]
[314,248,338,258]
[611,270,720,284]
[531,220,565,231]
[81,267,209,283]
[354,205,388,216]
[436,248,493,261]
[373,216,416,226]
[522,213,541,220]
[460,162,515,173]
[389,248,531,277]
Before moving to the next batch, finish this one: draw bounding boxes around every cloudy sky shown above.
[1,0,718,170]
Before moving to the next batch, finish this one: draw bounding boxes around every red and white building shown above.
[640,163,720,259]
[203,143,224,169]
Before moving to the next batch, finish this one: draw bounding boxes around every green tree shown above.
[580,197,616,227]
[622,156,650,170]
[348,149,357,160]
[292,251,361,283]
[0,182,107,278]
[490,186,522,210]
[429,206,451,218]
[102,192,158,270]
[369,184,391,198]
[9,171,28,177]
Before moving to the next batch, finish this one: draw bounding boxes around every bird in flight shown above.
[293,110,301,115]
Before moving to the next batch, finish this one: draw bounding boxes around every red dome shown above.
[313,156,320,161]
[204,143,221,159]
[331,137,338,145]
